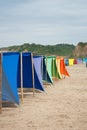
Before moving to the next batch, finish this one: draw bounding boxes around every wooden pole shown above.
[31,53,35,97]
[45,56,48,82]
[20,52,24,103]
[0,52,2,113]
[42,56,43,83]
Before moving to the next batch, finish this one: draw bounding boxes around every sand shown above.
[0,63,87,130]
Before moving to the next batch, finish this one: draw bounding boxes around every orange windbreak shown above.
[60,58,70,77]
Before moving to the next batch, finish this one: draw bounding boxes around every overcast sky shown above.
[0,0,87,47]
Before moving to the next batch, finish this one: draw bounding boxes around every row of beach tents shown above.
[0,52,70,113]
[64,58,87,66]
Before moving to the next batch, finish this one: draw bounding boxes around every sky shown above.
[0,0,87,47]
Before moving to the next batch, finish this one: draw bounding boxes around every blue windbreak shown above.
[2,52,20,104]
[33,56,44,91]
[22,52,33,88]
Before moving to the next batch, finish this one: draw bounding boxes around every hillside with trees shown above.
[0,43,75,57]
[73,42,87,58]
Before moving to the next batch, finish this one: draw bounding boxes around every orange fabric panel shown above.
[60,58,70,77]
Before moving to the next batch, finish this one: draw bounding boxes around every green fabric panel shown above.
[52,58,61,79]
[45,57,53,83]
[56,59,62,79]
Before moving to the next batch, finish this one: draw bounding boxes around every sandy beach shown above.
[0,63,87,130]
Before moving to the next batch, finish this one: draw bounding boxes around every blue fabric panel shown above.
[17,56,21,88]
[43,58,53,83]
[2,52,20,104]
[64,59,69,66]
[22,52,33,88]
[33,56,44,91]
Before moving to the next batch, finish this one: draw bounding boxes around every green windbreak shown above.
[45,56,53,83]
[56,58,62,79]
[52,58,61,79]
